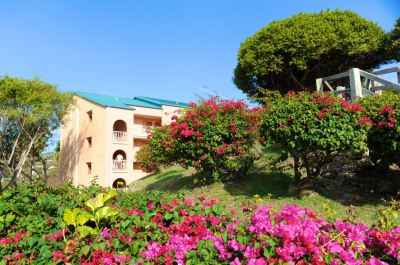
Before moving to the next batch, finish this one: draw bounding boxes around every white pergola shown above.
[316,67,400,101]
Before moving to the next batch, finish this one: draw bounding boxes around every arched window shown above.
[113,120,127,131]
[112,150,127,172]
[112,120,127,142]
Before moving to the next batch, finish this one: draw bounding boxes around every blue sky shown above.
[1,0,399,103]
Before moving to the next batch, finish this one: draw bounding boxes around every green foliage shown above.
[0,182,398,264]
[360,92,400,170]
[0,76,72,190]
[185,240,220,264]
[63,189,119,237]
[234,9,396,97]
[0,183,179,264]
[387,18,400,61]
[378,196,400,229]
[137,97,262,182]
[135,143,162,172]
[260,92,370,183]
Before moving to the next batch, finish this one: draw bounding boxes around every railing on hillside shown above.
[112,131,127,143]
[112,160,127,172]
[316,67,400,101]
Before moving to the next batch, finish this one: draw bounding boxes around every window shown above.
[87,110,93,122]
[145,120,162,127]
[133,162,142,170]
[86,162,92,174]
[86,137,92,148]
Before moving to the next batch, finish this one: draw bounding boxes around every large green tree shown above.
[0,76,72,190]
[387,18,400,61]
[234,10,398,97]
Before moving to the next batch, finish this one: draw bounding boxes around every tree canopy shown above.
[233,10,398,97]
[0,76,72,190]
[387,18,400,61]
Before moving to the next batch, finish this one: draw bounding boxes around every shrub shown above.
[260,91,370,184]
[1,184,399,264]
[138,97,262,182]
[360,92,400,170]
[135,144,162,172]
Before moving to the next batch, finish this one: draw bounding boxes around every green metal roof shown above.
[73,91,188,110]
[134,96,189,108]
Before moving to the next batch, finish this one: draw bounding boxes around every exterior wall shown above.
[162,105,185,125]
[131,107,163,181]
[60,97,186,187]
[60,96,108,186]
[106,107,136,186]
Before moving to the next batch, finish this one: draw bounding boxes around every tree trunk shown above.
[288,70,306,90]
[40,154,48,184]
[29,153,34,184]
[5,132,39,189]
[293,156,301,185]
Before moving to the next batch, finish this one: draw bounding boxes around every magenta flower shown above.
[100,227,110,239]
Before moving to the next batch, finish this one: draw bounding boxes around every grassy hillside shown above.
[129,162,385,226]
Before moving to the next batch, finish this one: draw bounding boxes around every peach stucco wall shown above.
[60,96,108,186]
[60,96,185,187]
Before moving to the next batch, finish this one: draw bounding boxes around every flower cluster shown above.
[360,92,400,169]
[137,97,263,182]
[1,184,399,265]
[261,92,370,180]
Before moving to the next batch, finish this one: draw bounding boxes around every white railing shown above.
[132,125,149,137]
[316,67,400,101]
[112,160,127,172]
[113,131,127,143]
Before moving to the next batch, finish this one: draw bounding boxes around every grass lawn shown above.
[129,161,386,226]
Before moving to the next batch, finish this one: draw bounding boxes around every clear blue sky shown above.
[1,0,399,103]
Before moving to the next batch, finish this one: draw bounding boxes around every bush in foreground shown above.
[0,184,399,264]
[137,97,262,182]
[360,92,400,171]
[260,91,370,185]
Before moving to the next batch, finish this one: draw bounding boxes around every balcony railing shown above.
[132,125,149,138]
[112,160,127,172]
[113,131,127,143]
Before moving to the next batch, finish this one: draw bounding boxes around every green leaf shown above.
[164,212,172,220]
[86,194,105,212]
[103,189,118,203]
[76,211,92,226]
[94,206,118,221]
[80,245,91,256]
[39,245,53,259]
[5,213,15,223]
[76,225,97,237]
[222,229,228,243]
[63,208,80,226]
[199,249,210,260]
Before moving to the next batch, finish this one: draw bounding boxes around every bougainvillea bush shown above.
[259,91,371,184]
[0,184,399,264]
[360,92,400,170]
[137,97,262,182]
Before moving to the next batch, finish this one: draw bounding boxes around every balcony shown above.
[113,120,127,143]
[132,124,150,138]
[112,160,127,172]
[112,150,127,172]
[113,131,127,143]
